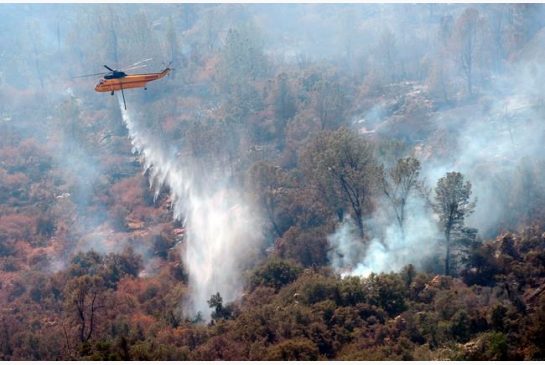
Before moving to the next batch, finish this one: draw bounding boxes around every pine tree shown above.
[433,171,476,275]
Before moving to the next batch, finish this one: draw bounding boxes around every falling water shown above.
[118,96,262,318]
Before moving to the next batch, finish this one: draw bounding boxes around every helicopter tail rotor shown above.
[162,61,175,77]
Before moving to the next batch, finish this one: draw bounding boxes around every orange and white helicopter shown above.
[75,59,172,109]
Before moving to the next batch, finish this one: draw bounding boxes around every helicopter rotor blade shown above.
[132,57,152,66]
[72,72,108,79]
[104,65,114,72]
[121,58,153,70]
[124,64,148,72]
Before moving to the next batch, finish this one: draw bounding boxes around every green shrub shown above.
[250,258,302,290]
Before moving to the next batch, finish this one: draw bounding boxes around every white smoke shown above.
[327,216,365,276]
[421,61,545,236]
[331,59,545,278]
[118,96,262,318]
[329,195,440,277]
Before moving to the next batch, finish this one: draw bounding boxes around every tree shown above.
[337,7,359,72]
[207,292,223,317]
[509,158,545,228]
[504,4,543,56]
[433,172,476,276]
[64,275,108,344]
[454,8,480,96]
[68,249,142,289]
[273,72,296,144]
[248,161,295,239]
[102,248,143,289]
[382,157,422,239]
[300,127,381,238]
[267,338,319,360]
[362,273,408,316]
[28,21,45,89]
[58,96,85,152]
[217,23,268,120]
[487,5,508,72]
[207,292,232,321]
[69,251,103,278]
[427,57,452,104]
[250,258,302,290]
[277,226,330,267]
[312,76,347,131]
[461,242,501,286]
[376,28,399,83]
[526,296,545,359]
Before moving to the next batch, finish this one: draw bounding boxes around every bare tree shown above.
[64,275,107,344]
[382,157,422,239]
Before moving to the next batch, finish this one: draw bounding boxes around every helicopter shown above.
[74,59,172,109]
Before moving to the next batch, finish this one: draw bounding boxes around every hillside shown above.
[1,4,545,360]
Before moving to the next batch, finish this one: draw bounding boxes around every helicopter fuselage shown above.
[95,68,171,93]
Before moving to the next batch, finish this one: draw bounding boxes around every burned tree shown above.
[382,156,422,239]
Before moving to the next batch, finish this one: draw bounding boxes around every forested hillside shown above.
[1,4,545,360]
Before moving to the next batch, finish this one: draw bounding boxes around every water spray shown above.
[117,96,262,318]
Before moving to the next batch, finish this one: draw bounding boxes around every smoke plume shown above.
[421,62,545,236]
[330,59,545,277]
[329,194,440,277]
